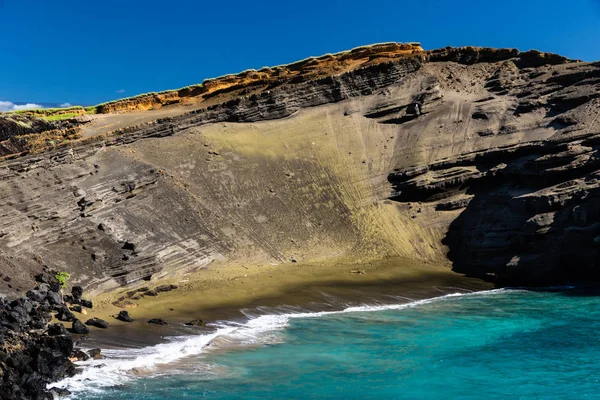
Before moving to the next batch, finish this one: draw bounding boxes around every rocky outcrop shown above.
[388,58,600,285]
[0,270,76,400]
[94,42,424,114]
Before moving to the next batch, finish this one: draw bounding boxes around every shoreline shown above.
[76,257,493,348]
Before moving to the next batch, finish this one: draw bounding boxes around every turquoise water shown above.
[62,289,600,399]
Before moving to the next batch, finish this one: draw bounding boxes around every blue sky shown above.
[1,0,599,107]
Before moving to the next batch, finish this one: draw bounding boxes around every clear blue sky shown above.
[1,0,599,107]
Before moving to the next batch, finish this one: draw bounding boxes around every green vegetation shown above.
[55,271,70,288]
[43,113,79,121]
[12,106,84,115]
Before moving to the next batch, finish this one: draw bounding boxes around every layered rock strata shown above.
[0,44,597,296]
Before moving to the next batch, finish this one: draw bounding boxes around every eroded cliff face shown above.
[0,44,597,296]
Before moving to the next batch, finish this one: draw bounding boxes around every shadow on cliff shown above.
[441,181,600,287]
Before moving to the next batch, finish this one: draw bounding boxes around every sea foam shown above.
[50,288,509,396]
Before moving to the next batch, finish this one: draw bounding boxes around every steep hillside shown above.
[0,43,598,297]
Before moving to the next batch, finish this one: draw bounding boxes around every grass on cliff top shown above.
[42,112,80,121]
[12,106,85,115]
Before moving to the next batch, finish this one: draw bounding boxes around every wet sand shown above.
[77,257,492,349]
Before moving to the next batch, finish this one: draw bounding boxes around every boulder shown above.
[87,348,102,360]
[115,310,133,322]
[47,323,68,336]
[46,291,62,306]
[85,318,109,329]
[25,289,46,303]
[70,319,89,335]
[71,349,90,362]
[155,284,178,293]
[69,305,82,313]
[147,318,168,325]
[34,273,51,284]
[55,306,75,322]
[71,286,83,301]
[80,299,93,309]
[184,319,206,327]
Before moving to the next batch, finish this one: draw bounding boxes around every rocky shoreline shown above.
[0,269,102,400]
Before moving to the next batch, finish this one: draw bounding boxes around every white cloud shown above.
[14,103,43,110]
[0,101,44,112]
[60,102,72,108]
[116,89,126,94]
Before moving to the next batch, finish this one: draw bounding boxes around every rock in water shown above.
[148,318,168,325]
[85,317,109,329]
[184,319,206,327]
[71,349,90,361]
[88,348,102,359]
[115,310,133,322]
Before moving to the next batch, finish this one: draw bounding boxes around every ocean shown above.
[53,288,600,399]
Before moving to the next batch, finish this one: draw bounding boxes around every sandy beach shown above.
[76,257,492,347]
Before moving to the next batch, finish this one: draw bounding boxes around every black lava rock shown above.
[69,305,82,313]
[47,323,68,336]
[0,270,76,400]
[148,318,168,325]
[155,284,178,293]
[80,299,93,309]
[85,318,109,329]
[46,291,62,306]
[184,319,206,327]
[71,286,83,301]
[25,289,46,303]
[55,306,76,322]
[70,319,89,335]
[115,310,133,322]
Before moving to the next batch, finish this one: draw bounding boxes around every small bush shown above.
[55,272,70,288]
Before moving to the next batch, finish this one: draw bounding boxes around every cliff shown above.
[0,43,597,297]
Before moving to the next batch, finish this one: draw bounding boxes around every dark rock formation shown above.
[79,299,93,309]
[0,271,76,400]
[388,58,600,285]
[84,317,109,329]
[115,310,133,322]
[155,284,177,293]
[70,319,89,335]
[87,348,102,360]
[184,319,206,327]
[71,286,83,300]
[147,318,168,325]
